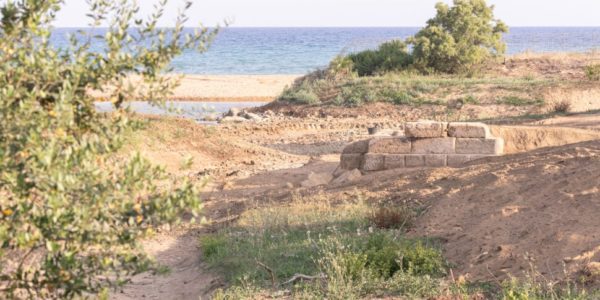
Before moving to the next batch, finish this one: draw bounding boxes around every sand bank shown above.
[93,74,300,102]
[172,74,299,102]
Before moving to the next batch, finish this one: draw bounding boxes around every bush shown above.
[280,88,321,104]
[410,0,508,74]
[348,40,412,76]
[585,64,600,81]
[363,234,446,278]
[0,1,216,298]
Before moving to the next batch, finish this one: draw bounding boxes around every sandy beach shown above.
[169,74,299,102]
[92,74,300,102]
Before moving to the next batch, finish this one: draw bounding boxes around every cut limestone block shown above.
[412,137,456,154]
[384,155,405,169]
[362,154,385,171]
[425,155,447,167]
[447,154,493,167]
[405,121,447,138]
[368,137,411,154]
[448,122,491,138]
[455,138,504,155]
[342,139,370,154]
[405,155,426,167]
[340,154,363,170]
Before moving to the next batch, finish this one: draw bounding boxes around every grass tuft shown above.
[369,206,415,230]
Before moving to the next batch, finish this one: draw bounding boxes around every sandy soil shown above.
[112,52,600,298]
[112,108,600,299]
[171,75,300,102]
[408,139,600,282]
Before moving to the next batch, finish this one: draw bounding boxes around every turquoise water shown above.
[52,27,600,75]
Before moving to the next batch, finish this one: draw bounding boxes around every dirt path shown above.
[113,226,223,300]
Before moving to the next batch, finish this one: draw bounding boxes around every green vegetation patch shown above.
[585,64,600,81]
[280,72,551,108]
[201,198,448,299]
[203,197,598,299]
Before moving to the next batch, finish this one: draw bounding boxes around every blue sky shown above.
[55,0,600,27]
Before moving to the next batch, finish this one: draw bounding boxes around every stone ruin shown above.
[340,121,504,172]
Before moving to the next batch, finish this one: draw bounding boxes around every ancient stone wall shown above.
[340,122,504,172]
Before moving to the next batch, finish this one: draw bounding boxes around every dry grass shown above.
[369,206,416,229]
[550,100,573,114]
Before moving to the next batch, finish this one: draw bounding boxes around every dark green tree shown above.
[0,0,217,298]
[409,0,508,74]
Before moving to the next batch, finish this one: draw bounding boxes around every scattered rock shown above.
[300,172,333,188]
[219,116,248,124]
[331,169,362,185]
[225,107,241,117]
[202,113,220,122]
[243,112,264,122]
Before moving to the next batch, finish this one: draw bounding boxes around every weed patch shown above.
[201,197,448,298]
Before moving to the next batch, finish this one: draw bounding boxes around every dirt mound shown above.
[491,125,600,153]
[410,140,600,283]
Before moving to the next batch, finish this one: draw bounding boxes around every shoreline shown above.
[170,74,298,102]
[94,74,301,103]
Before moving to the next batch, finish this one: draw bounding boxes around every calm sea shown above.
[52,27,600,75]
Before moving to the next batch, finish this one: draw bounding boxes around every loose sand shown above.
[172,74,300,101]
[113,110,600,299]
[112,52,600,298]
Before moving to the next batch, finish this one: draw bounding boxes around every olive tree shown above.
[409,0,508,74]
[0,0,216,298]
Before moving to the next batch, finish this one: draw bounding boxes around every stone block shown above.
[342,139,370,154]
[425,155,447,167]
[405,155,426,167]
[362,154,385,171]
[448,122,491,138]
[411,137,456,154]
[447,154,494,167]
[384,155,405,170]
[368,137,411,154]
[340,154,363,170]
[405,121,448,138]
[447,154,472,167]
[455,138,504,155]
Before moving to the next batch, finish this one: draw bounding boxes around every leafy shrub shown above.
[409,0,508,74]
[585,64,600,81]
[328,55,357,80]
[281,89,320,104]
[0,0,215,298]
[363,234,446,278]
[348,40,412,76]
[335,85,379,106]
